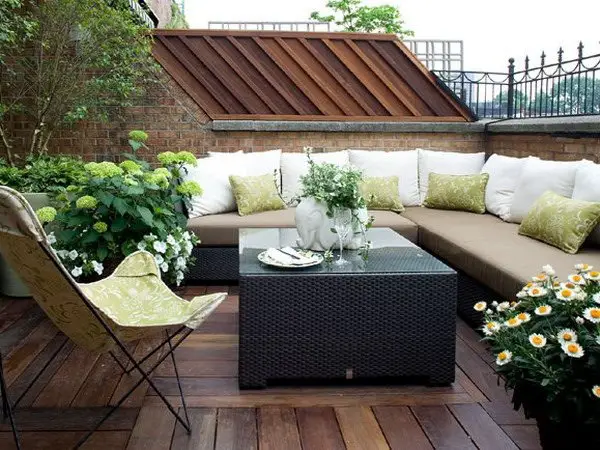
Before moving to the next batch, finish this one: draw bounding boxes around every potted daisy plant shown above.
[475,264,600,450]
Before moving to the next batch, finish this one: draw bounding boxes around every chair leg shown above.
[166,330,190,433]
[0,353,21,450]
[74,328,194,449]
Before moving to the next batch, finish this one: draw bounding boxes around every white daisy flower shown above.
[154,254,164,265]
[483,321,501,335]
[583,307,600,323]
[496,350,512,366]
[529,334,547,348]
[575,263,593,272]
[516,312,531,323]
[497,301,510,312]
[504,316,522,328]
[562,342,584,358]
[532,273,548,283]
[47,232,56,245]
[68,250,79,260]
[568,274,586,285]
[153,241,167,254]
[535,305,552,316]
[557,328,577,345]
[592,386,600,398]
[91,260,103,275]
[556,288,576,301]
[71,266,83,277]
[491,301,498,307]
[527,286,547,297]
[137,241,147,251]
[516,290,527,299]
[160,262,169,272]
[542,265,555,276]
[585,271,600,281]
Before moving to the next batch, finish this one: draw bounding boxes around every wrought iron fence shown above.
[435,42,600,119]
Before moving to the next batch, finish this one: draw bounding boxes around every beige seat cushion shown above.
[402,207,600,300]
[189,208,419,246]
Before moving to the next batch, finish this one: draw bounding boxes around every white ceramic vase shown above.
[295,197,367,251]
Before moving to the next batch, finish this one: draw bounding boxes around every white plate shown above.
[258,250,323,269]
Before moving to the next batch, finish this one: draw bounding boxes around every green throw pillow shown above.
[229,173,286,216]
[424,173,489,214]
[518,191,600,254]
[360,176,404,213]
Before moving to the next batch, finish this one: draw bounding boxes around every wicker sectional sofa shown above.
[187,206,600,325]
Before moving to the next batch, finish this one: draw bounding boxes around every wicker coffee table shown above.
[238,227,457,389]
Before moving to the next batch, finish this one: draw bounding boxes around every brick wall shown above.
[4,67,600,164]
[486,134,600,163]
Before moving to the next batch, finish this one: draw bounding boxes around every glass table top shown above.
[239,227,454,276]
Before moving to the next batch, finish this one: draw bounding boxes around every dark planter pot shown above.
[512,383,600,450]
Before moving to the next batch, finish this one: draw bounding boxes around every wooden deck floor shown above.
[0,285,541,450]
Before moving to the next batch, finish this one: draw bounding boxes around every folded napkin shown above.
[265,247,315,265]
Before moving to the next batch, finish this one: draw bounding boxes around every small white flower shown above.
[491,301,498,307]
[153,241,167,253]
[176,256,186,270]
[585,271,600,281]
[595,335,600,345]
[527,286,547,297]
[47,232,56,245]
[568,274,586,285]
[594,293,600,304]
[516,312,531,323]
[592,386,600,398]
[91,260,103,275]
[172,243,181,255]
[516,290,527,299]
[144,233,157,242]
[160,262,169,272]
[575,263,593,272]
[496,350,512,366]
[483,321,501,335]
[167,235,177,245]
[154,254,164,265]
[68,250,78,260]
[584,307,600,323]
[562,342,584,358]
[137,241,147,251]
[57,250,69,260]
[535,305,552,316]
[556,288,576,302]
[486,309,493,314]
[557,328,578,345]
[184,242,193,255]
[71,266,83,277]
[504,316,522,328]
[542,264,555,276]
[497,301,510,312]
[183,231,191,240]
[473,301,487,312]
[576,316,585,325]
[532,273,548,283]
[529,334,547,348]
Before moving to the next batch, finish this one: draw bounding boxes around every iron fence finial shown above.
[525,55,529,71]
[558,47,564,64]
[541,51,546,66]
[578,41,584,60]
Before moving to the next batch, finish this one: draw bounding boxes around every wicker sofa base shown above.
[239,272,457,389]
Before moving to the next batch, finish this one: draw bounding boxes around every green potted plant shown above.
[295,147,372,253]
[40,149,202,286]
[475,264,600,449]
[0,154,85,296]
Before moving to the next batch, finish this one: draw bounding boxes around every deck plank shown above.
[126,405,176,450]
[335,406,390,450]
[502,425,542,450]
[373,406,433,450]
[258,407,302,450]
[0,430,130,450]
[296,407,345,450]
[450,403,519,449]
[171,407,217,450]
[214,408,257,450]
[412,405,477,449]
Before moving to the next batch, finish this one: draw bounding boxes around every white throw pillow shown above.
[481,154,535,221]
[208,149,282,191]
[280,151,349,203]
[184,157,245,218]
[572,161,600,245]
[348,149,420,206]
[508,159,581,223]
[417,149,486,202]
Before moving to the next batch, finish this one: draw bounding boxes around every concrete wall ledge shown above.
[211,120,486,133]
[486,116,600,134]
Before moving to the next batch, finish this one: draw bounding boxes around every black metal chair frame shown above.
[1,352,21,450]
[4,245,200,449]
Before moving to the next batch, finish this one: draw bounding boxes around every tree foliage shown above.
[530,77,600,115]
[310,0,413,36]
[0,0,158,165]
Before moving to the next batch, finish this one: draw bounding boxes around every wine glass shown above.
[332,207,352,266]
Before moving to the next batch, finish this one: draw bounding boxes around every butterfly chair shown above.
[0,186,227,449]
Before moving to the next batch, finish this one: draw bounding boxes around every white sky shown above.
[184,0,600,72]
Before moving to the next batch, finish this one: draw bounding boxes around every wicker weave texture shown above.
[239,272,457,388]
[188,247,239,281]
[457,271,505,328]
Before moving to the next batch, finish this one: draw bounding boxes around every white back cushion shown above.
[572,162,600,245]
[481,154,534,221]
[508,159,581,223]
[184,157,245,218]
[417,149,486,202]
[348,149,420,206]
[280,151,349,203]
